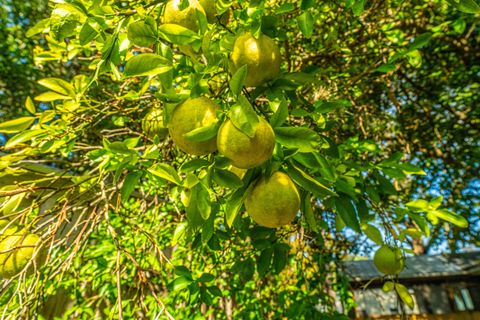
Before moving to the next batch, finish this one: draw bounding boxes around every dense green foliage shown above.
[0,0,478,318]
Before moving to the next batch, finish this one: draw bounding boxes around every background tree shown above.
[0,0,478,319]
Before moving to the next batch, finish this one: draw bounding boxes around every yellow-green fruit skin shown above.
[142,109,168,140]
[231,32,282,87]
[245,172,300,228]
[169,97,219,156]
[217,118,275,169]
[373,245,405,275]
[163,0,206,32]
[0,232,41,278]
[198,0,216,22]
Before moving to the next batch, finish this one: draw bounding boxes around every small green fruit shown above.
[0,230,42,278]
[217,117,275,169]
[231,32,282,87]
[142,109,168,140]
[245,171,300,228]
[168,97,219,156]
[373,245,405,275]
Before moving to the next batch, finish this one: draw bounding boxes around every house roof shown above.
[342,250,480,283]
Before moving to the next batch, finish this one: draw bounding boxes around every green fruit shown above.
[163,0,206,32]
[217,117,275,169]
[245,172,300,228]
[198,0,216,22]
[142,109,169,140]
[0,231,42,278]
[231,32,282,87]
[168,97,219,156]
[373,245,405,275]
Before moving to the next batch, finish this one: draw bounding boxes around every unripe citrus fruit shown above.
[245,171,300,228]
[0,231,42,278]
[163,0,206,32]
[373,245,405,275]
[169,97,219,156]
[217,117,275,169]
[142,109,168,140]
[231,32,282,87]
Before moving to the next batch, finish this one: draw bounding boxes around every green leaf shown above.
[395,283,415,309]
[25,97,36,114]
[34,91,73,101]
[430,209,469,228]
[408,33,433,50]
[383,281,395,292]
[398,163,426,175]
[0,117,35,133]
[38,78,76,97]
[186,183,211,222]
[362,224,383,245]
[406,199,429,211]
[374,64,396,73]
[26,18,49,37]
[302,194,318,232]
[314,100,352,114]
[269,98,289,128]
[124,54,172,77]
[229,65,248,98]
[127,19,157,47]
[335,196,361,233]
[5,129,46,149]
[286,163,336,197]
[275,127,319,152]
[197,273,215,283]
[297,12,314,38]
[212,169,244,189]
[352,0,365,15]
[121,171,143,201]
[229,96,259,138]
[179,159,210,173]
[459,0,480,13]
[183,120,220,142]
[172,276,192,292]
[148,163,182,185]
[257,248,273,277]
[158,24,200,45]
[79,23,98,46]
[273,243,289,274]
[225,188,245,227]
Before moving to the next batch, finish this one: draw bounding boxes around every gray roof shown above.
[342,251,480,282]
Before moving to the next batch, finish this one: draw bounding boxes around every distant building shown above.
[341,251,480,319]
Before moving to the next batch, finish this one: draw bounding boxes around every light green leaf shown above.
[395,283,415,309]
[25,97,36,114]
[229,96,259,138]
[38,78,76,97]
[127,19,157,47]
[275,126,319,152]
[229,65,248,98]
[34,91,73,101]
[148,163,182,185]
[430,209,469,228]
[297,12,314,38]
[5,129,46,149]
[124,54,172,77]
[286,163,336,197]
[0,117,35,133]
[362,224,383,245]
[158,24,200,45]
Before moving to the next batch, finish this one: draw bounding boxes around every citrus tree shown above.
[0,0,477,318]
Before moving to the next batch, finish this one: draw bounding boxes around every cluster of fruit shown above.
[0,220,43,279]
[142,0,299,228]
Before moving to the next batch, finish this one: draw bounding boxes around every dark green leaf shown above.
[121,171,142,201]
[212,169,244,189]
[184,120,220,142]
[286,163,336,197]
[335,196,361,233]
[275,126,319,152]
